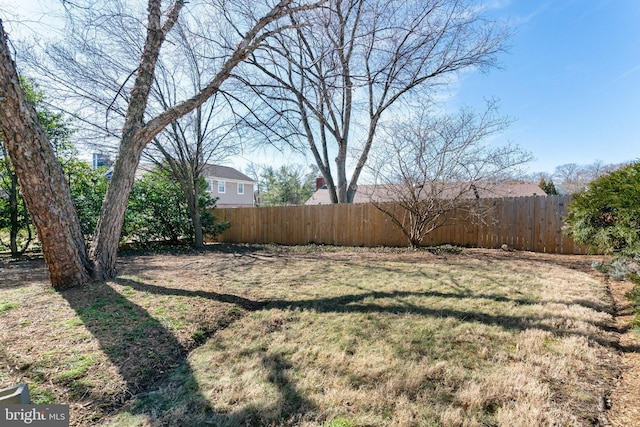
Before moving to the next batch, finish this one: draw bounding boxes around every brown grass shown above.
[0,245,619,426]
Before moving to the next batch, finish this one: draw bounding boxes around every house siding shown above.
[210,179,254,207]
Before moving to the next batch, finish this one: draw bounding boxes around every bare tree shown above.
[366,101,532,247]
[552,163,583,194]
[143,21,241,248]
[2,0,324,286]
[143,109,238,248]
[240,0,508,203]
[553,161,626,194]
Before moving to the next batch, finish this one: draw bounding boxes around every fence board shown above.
[212,195,588,254]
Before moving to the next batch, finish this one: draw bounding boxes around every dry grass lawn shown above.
[0,245,620,426]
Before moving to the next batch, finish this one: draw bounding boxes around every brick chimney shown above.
[315,176,326,190]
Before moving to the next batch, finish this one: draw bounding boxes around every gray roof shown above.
[136,162,254,183]
[306,182,546,205]
[201,164,254,182]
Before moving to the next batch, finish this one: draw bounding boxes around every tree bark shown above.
[90,131,148,279]
[0,19,93,288]
[335,141,349,203]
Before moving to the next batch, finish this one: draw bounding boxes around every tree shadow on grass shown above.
[0,257,48,289]
[112,277,265,311]
[264,294,618,348]
[118,275,619,352]
[58,278,314,426]
[59,283,196,416]
[207,351,317,427]
[57,266,621,425]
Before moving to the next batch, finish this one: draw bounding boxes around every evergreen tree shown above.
[564,162,640,258]
[538,177,547,193]
[538,177,559,195]
[258,165,318,206]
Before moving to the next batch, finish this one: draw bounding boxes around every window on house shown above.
[238,183,244,195]
[218,180,226,193]
[206,179,214,192]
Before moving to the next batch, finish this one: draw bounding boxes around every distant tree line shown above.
[533,161,629,195]
[247,164,318,207]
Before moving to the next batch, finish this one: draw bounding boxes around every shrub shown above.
[564,162,640,258]
[123,168,228,245]
[65,160,109,239]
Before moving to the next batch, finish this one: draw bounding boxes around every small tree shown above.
[367,101,531,247]
[564,162,640,259]
[143,18,241,249]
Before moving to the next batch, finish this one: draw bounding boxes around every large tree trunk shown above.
[90,0,184,279]
[90,132,147,280]
[0,19,93,288]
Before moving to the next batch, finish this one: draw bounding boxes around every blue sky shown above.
[3,0,639,176]
[451,0,640,174]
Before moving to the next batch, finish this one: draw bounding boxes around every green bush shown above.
[566,162,640,327]
[564,162,640,258]
[123,168,229,245]
[66,160,109,239]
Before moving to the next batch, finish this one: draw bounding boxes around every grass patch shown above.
[112,249,615,426]
[0,301,18,313]
[30,385,57,404]
[54,353,96,383]
[324,417,355,427]
[0,246,619,426]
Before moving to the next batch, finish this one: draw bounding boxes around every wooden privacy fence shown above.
[213,195,588,254]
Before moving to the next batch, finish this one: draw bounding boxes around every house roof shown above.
[137,162,254,182]
[201,164,254,183]
[305,181,546,205]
